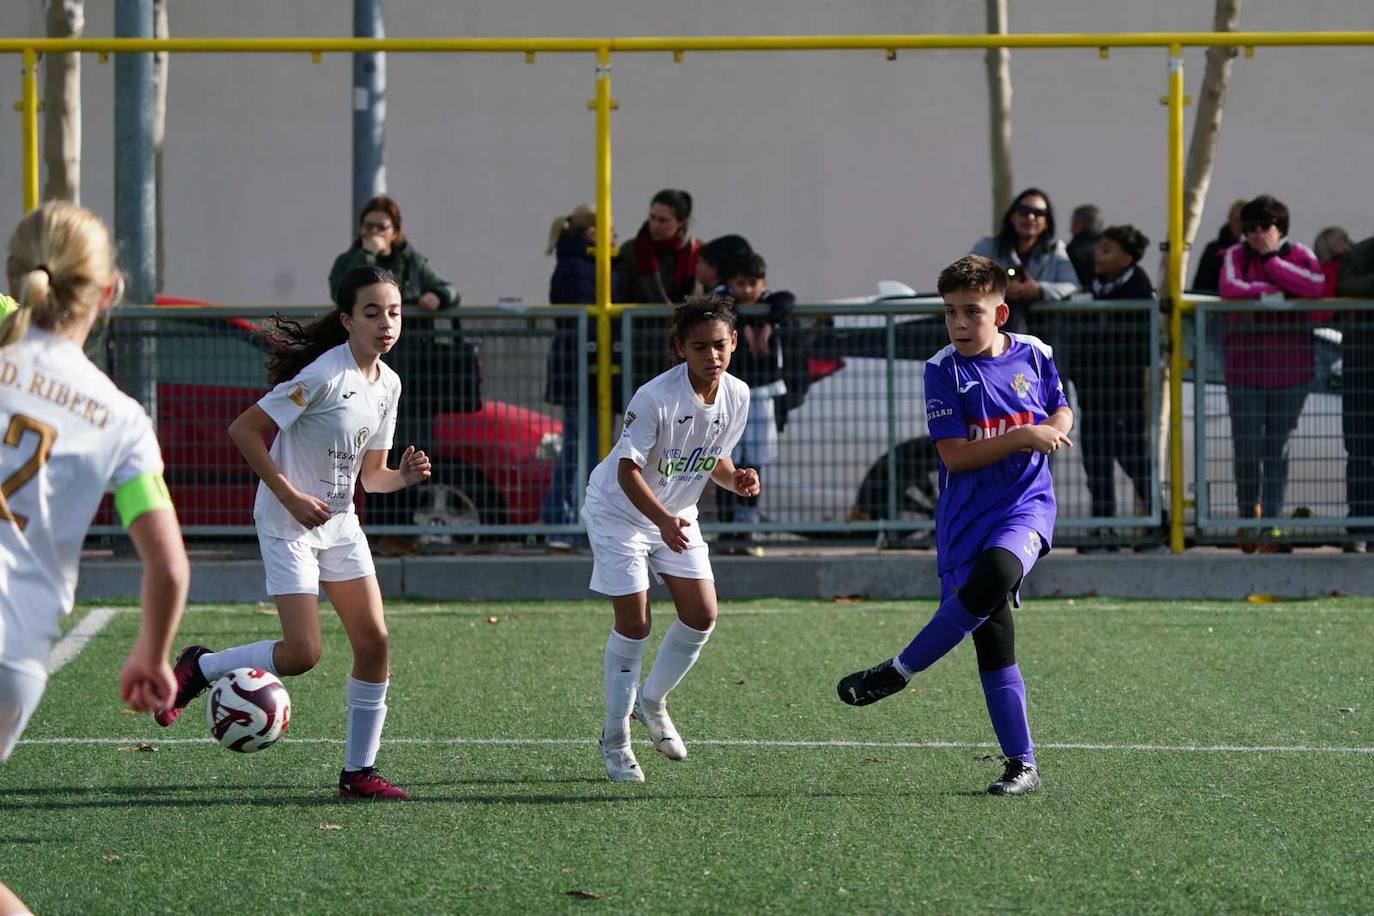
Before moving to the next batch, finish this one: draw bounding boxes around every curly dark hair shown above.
[266,265,397,385]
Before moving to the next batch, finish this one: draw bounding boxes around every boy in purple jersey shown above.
[837,255,1073,796]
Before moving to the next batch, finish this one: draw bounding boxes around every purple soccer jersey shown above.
[923,332,1070,577]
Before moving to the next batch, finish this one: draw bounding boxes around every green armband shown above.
[114,471,173,529]
[0,294,17,322]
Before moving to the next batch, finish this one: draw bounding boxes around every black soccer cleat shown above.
[987,758,1041,796]
[153,644,212,727]
[836,659,909,707]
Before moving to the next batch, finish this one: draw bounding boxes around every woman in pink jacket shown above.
[1218,194,1326,551]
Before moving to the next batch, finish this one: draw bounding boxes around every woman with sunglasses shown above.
[1218,194,1327,553]
[971,188,1080,333]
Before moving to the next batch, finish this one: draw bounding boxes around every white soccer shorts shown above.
[587,522,715,597]
[258,514,376,596]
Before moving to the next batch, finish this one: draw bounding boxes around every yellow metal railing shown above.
[6,31,1374,552]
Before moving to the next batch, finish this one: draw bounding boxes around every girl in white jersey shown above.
[152,266,430,801]
[1,203,189,914]
[586,296,759,782]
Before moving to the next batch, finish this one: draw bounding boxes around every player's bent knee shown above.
[958,547,1024,615]
[276,641,323,676]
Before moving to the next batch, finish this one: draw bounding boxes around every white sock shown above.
[344,676,389,771]
[892,656,915,680]
[198,640,278,683]
[641,619,714,706]
[603,629,648,744]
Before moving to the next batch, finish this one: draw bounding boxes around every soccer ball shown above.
[205,667,291,753]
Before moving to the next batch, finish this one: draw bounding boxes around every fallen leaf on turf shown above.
[116,742,157,752]
[468,883,491,893]
[1338,706,1357,714]
[119,707,140,716]
[735,680,746,686]
[866,757,881,763]
[487,616,502,624]
[1246,593,1280,603]
[831,595,867,604]
[561,866,575,873]
[703,869,711,876]
[567,890,606,901]
[102,854,120,864]
[319,824,345,831]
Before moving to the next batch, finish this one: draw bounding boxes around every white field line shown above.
[16,736,1374,755]
[47,607,120,675]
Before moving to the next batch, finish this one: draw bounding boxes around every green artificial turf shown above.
[2,597,1371,913]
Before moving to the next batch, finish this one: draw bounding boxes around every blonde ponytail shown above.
[545,204,597,256]
[3,201,117,350]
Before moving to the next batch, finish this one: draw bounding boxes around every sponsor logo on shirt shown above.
[655,445,723,483]
[1011,372,1032,399]
[928,407,955,421]
[958,380,980,394]
[678,414,694,425]
[623,410,637,429]
[342,391,356,399]
[967,411,1035,441]
[355,427,370,449]
[287,383,310,408]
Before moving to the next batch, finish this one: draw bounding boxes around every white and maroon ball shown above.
[205,667,291,753]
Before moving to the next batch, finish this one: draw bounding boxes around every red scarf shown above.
[633,229,699,300]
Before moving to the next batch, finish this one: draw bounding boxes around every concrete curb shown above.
[75,553,1374,603]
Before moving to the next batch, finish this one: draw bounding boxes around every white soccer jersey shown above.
[585,362,749,530]
[254,343,400,542]
[0,328,164,665]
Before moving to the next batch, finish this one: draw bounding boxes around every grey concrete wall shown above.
[1,2,1370,313]
[75,554,1374,603]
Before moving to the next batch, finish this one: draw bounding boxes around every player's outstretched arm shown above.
[710,457,760,497]
[122,507,189,713]
[359,446,431,494]
[1041,405,1074,437]
[936,423,1072,473]
[229,405,331,528]
[616,458,691,554]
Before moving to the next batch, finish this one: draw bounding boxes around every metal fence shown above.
[1192,300,1373,550]
[88,300,1370,551]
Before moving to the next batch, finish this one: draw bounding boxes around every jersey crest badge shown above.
[1011,372,1031,399]
[355,427,370,449]
[287,383,310,408]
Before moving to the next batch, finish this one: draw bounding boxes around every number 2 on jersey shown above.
[0,413,58,531]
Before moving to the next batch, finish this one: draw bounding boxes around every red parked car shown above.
[96,298,562,536]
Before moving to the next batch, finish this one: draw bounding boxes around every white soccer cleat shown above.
[599,730,645,783]
[633,694,688,761]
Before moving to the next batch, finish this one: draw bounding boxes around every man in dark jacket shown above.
[1337,234,1374,551]
[1067,204,1104,289]
[1191,199,1246,294]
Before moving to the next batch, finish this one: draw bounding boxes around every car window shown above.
[155,318,268,389]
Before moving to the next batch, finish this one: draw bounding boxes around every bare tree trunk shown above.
[42,0,84,203]
[1171,0,1243,289]
[152,0,168,292]
[984,0,1013,233]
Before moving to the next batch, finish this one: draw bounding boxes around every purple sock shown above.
[896,592,986,674]
[980,663,1035,766]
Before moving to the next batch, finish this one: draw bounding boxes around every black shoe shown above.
[987,758,1041,796]
[836,659,909,707]
[153,645,212,727]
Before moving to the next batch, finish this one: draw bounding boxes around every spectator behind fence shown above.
[696,234,753,297]
[715,252,795,556]
[1336,232,1374,553]
[971,188,1079,334]
[1218,194,1327,552]
[1314,226,1352,296]
[1074,225,1156,549]
[614,189,700,305]
[616,189,701,389]
[1191,198,1246,294]
[540,205,620,534]
[1067,204,1104,289]
[328,195,464,551]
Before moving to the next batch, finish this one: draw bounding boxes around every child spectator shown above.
[717,253,794,555]
[696,234,753,297]
[1076,225,1156,547]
